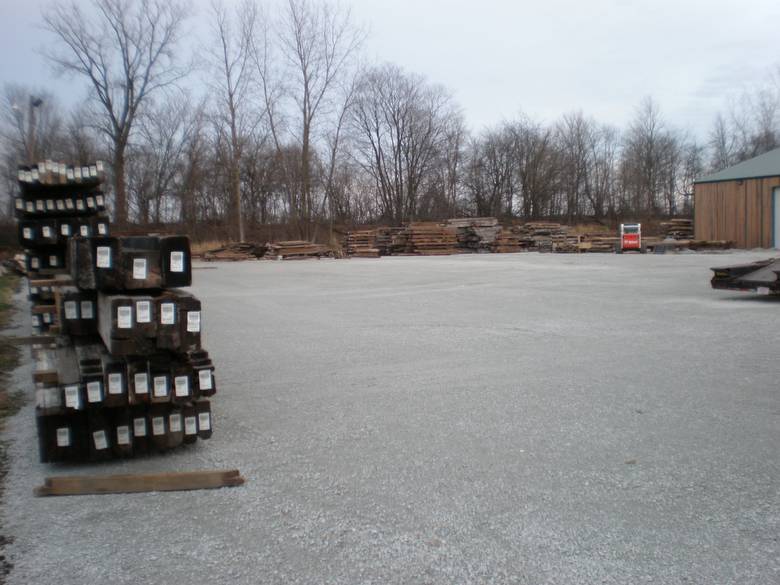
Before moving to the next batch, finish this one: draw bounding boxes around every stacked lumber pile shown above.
[343,229,380,257]
[200,242,264,261]
[445,218,501,252]
[661,218,694,240]
[407,223,459,255]
[581,233,619,253]
[492,228,524,253]
[17,161,216,463]
[509,222,571,252]
[265,240,332,259]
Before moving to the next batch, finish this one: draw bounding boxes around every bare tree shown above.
[43,0,189,226]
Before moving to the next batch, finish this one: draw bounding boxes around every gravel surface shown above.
[2,251,779,585]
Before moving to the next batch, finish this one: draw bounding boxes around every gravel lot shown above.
[2,251,779,585]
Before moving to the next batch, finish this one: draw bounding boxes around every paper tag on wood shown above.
[174,375,190,397]
[134,372,149,394]
[22,227,32,240]
[31,315,40,327]
[80,300,94,319]
[169,414,183,433]
[48,255,58,267]
[184,416,197,435]
[133,417,147,437]
[86,381,102,403]
[153,376,168,397]
[76,199,84,210]
[42,226,52,238]
[60,223,71,236]
[64,300,78,320]
[170,251,185,272]
[26,201,34,212]
[117,305,132,329]
[64,384,81,409]
[133,258,147,280]
[30,257,40,269]
[187,311,201,333]
[46,199,55,210]
[96,194,105,206]
[198,369,213,391]
[108,373,123,395]
[160,302,176,325]
[198,412,211,431]
[97,222,107,235]
[116,425,131,445]
[43,312,52,324]
[80,225,89,236]
[152,416,165,436]
[136,301,151,323]
[35,200,44,210]
[56,427,71,447]
[86,196,95,208]
[56,199,65,210]
[15,198,23,210]
[93,430,108,450]
[96,246,111,268]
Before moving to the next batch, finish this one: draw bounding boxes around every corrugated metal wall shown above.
[694,176,780,248]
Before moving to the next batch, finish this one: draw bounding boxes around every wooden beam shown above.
[34,469,245,497]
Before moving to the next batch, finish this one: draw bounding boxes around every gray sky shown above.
[2,0,779,138]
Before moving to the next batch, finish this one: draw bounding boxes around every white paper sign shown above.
[152,416,165,436]
[134,372,149,394]
[46,199,55,210]
[36,200,44,210]
[160,302,176,325]
[86,196,95,208]
[48,255,58,267]
[42,226,52,238]
[96,194,105,206]
[184,416,197,435]
[56,427,71,447]
[153,376,168,397]
[22,227,32,240]
[87,381,102,403]
[136,301,151,323]
[170,251,185,272]
[30,257,40,269]
[96,246,111,268]
[97,222,107,235]
[133,417,147,436]
[198,412,211,431]
[31,315,40,327]
[80,300,94,319]
[65,198,74,210]
[198,369,213,391]
[64,384,81,409]
[133,258,147,280]
[93,430,108,450]
[174,375,190,397]
[80,225,89,237]
[76,199,84,210]
[108,373,123,395]
[187,311,201,333]
[169,414,182,433]
[117,306,132,329]
[60,224,71,236]
[56,199,65,210]
[15,198,23,210]
[26,201,34,212]
[116,425,131,445]
[43,312,52,324]
[64,301,78,320]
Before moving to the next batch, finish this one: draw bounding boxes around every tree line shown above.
[2,0,779,243]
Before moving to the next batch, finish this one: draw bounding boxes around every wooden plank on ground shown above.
[34,469,245,497]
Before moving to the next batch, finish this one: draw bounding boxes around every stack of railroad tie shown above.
[17,162,216,462]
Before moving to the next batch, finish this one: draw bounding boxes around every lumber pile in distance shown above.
[660,218,693,240]
[198,242,265,262]
[264,240,333,259]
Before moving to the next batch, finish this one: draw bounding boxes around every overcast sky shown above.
[1,0,779,139]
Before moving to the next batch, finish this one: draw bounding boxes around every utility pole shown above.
[27,96,43,164]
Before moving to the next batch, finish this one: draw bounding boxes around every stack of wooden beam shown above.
[445,218,501,252]
[407,223,459,255]
[581,234,619,253]
[343,230,381,257]
[509,222,572,251]
[16,161,216,463]
[199,242,264,261]
[265,240,333,259]
[492,228,524,253]
[661,219,694,240]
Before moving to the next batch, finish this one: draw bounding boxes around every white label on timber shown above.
[152,416,165,436]
[64,385,80,409]
[184,416,197,435]
[170,251,185,272]
[133,417,147,437]
[160,302,175,325]
[80,300,94,319]
[82,166,89,177]
[36,200,44,210]
[16,169,23,181]
[74,166,82,180]
[30,286,38,295]
[49,255,58,267]
[26,201,34,212]
[65,198,74,210]
[31,315,40,327]
[96,245,111,268]
[153,376,168,397]
[97,223,107,235]
[42,226,52,238]
[43,312,52,324]
[15,198,22,210]
[31,169,39,181]
[134,372,149,394]
[66,168,74,180]
[93,430,108,450]
[22,227,32,240]
[136,301,151,323]
[97,161,105,173]
[169,413,182,433]
[56,199,65,210]
[80,225,89,237]
[60,224,71,236]
[86,197,95,208]
[46,199,54,210]
[86,381,102,403]
[64,301,78,320]
[96,194,105,206]
[116,425,131,445]
[198,412,211,431]
[174,375,189,397]
[56,427,71,447]
[198,369,213,391]
[89,165,97,177]
[187,311,201,333]
[133,258,147,280]
[757,286,770,296]
[117,305,132,329]
[108,373,123,395]
[30,257,40,269]
[76,199,84,210]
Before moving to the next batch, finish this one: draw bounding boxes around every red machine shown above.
[619,223,642,253]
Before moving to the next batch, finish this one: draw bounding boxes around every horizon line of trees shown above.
[2,0,780,242]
